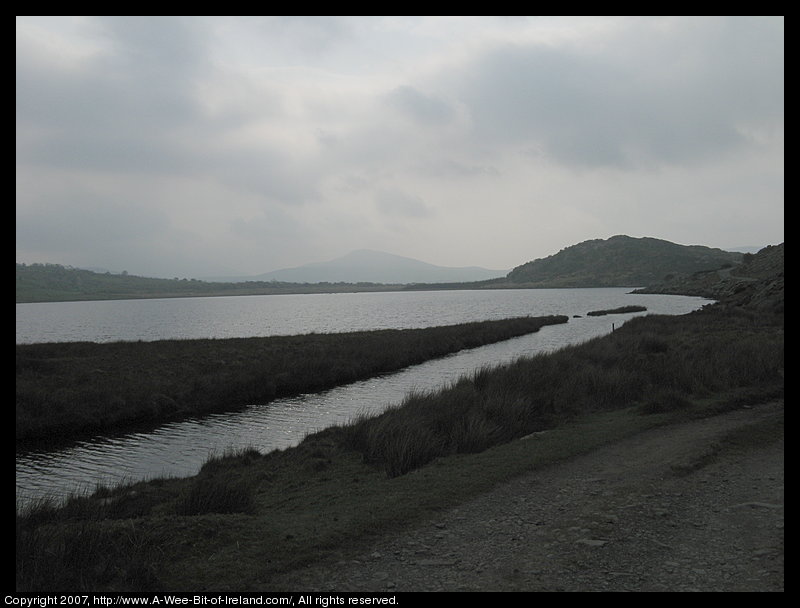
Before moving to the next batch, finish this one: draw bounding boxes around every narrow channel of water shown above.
[16,292,711,508]
[16,309,679,508]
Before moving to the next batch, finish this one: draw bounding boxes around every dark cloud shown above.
[17,17,207,129]
[16,16,209,174]
[16,17,316,205]
[452,17,783,169]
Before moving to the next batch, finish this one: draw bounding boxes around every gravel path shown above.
[277,401,784,592]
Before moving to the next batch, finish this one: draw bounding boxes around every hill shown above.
[504,235,744,288]
[633,242,784,311]
[14,264,406,303]
[211,249,508,284]
[16,236,770,303]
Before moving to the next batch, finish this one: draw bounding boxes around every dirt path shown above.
[277,401,784,592]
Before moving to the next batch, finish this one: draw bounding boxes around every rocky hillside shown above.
[633,243,784,311]
[506,235,742,288]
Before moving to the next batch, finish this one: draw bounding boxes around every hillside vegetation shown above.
[633,243,784,311]
[505,235,743,287]
[15,263,403,303]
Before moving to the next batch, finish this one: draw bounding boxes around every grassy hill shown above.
[505,235,743,288]
[15,263,403,303]
[633,243,784,312]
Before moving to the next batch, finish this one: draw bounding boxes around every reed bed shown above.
[15,305,783,591]
[341,307,784,476]
[16,315,566,443]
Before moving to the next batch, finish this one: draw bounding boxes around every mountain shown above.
[505,235,744,288]
[213,250,509,284]
[18,237,776,303]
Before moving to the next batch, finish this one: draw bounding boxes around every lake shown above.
[16,288,710,507]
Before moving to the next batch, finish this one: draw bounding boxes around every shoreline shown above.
[15,301,784,591]
[16,316,567,445]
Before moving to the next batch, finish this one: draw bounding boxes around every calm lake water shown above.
[16,288,710,507]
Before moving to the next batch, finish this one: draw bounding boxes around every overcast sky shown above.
[16,16,784,278]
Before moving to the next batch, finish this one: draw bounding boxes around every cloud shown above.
[15,17,783,277]
[244,16,355,59]
[414,159,500,179]
[375,188,432,218]
[449,16,784,169]
[16,16,326,209]
[16,16,208,175]
[15,181,173,272]
[384,85,454,125]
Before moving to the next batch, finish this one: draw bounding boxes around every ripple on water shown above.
[16,291,710,507]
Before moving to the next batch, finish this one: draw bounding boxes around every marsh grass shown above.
[16,316,567,443]
[16,495,162,591]
[15,305,783,591]
[586,305,648,316]
[175,449,262,515]
[340,307,783,477]
[174,476,256,516]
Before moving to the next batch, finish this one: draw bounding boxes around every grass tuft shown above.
[175,476,256,516]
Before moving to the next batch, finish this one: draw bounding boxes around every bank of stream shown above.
[17,312,630,508]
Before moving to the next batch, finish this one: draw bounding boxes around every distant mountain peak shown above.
[241,250,508,284]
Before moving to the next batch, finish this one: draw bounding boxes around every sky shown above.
[16,16,784,279]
